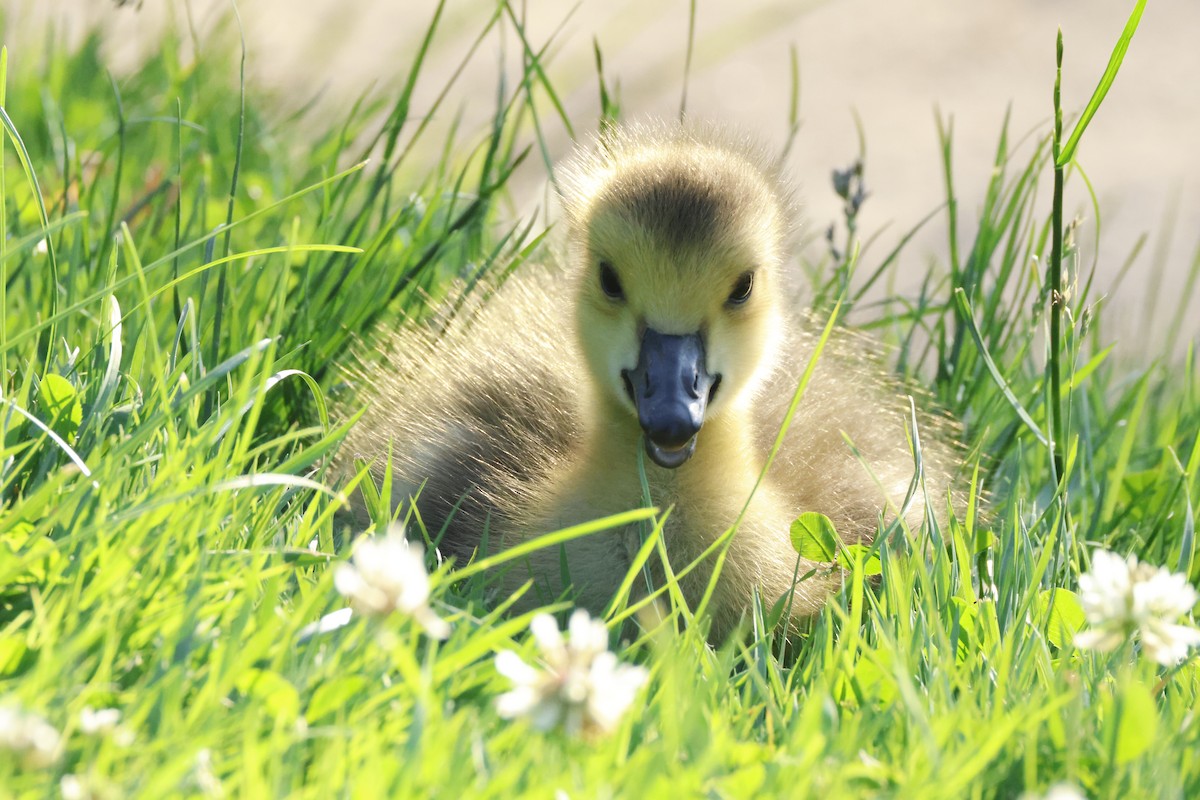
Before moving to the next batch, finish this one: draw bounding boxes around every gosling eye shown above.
[599,261,625,301]
[726,271,754,306]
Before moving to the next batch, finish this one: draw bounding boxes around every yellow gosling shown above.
[339,122,963,641]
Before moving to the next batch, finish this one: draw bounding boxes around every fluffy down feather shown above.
[337,121,964,641]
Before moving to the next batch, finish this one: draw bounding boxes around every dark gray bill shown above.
[621,329,718,469]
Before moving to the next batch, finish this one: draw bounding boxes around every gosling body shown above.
[340,123,960,640]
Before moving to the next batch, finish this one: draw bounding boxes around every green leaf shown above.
[39,373,82,443]
[716,764,766,798]
[1109,678,1158,764]
[1037,588,1086,649]
[972,528,995,556]
[306,675,370,724]
[852,655,898,706]
[842,544,882,576]
[236,668,301,723]
[951,597,979,663]
[789,512,838,561]
[0,638,30,677]
[0,528,60,585]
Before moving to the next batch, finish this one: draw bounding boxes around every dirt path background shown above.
[4,0,1198,346]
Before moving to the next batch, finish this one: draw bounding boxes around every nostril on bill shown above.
[621,371,636,404]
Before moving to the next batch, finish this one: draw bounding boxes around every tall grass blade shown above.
[1056,0,1147,167]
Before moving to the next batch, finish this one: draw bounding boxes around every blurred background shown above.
[3,0,1198,341]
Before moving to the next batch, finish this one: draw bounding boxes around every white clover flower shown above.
[1020,783,1087,800]
[59,774,106,800]
[192,747,223,798]
[79,707,121,735]
[333,525,450,639]
[495,610,648,736]
[1075,549,1200,665]
[60,774,87,800]
[0,704,61,767]
[78,706,134,747]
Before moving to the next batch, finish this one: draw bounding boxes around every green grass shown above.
[2,3,1199,797]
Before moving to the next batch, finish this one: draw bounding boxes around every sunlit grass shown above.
[1,2,1198,797]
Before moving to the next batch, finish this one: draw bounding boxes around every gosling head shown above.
[561,125,793,468]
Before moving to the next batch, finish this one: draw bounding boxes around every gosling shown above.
[339,122,962,641]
